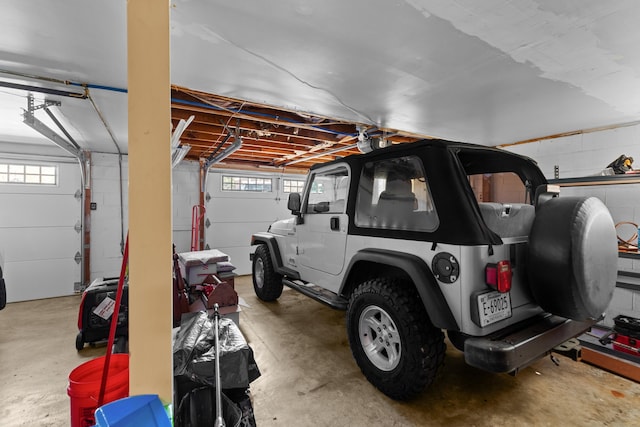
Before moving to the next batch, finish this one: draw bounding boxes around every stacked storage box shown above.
[177,249,240,325]
[178,249,229,286]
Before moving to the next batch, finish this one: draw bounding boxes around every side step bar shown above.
[464,314,596,373]
[282,278,348,310]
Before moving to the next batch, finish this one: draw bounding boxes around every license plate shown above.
[477,291,512,327]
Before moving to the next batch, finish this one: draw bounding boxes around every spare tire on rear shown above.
[528,196,617,321]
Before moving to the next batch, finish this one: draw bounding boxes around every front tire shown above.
[252,244,283,301]
[346,278,445,400]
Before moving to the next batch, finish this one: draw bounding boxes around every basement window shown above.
[222,175,272,192]
[283,179,305,193]
[0,163,57,185]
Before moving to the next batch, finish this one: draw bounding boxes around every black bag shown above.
[173,311,260,427]
[226,388,257,427]
[176,386,242,427]
[173,312,261,388]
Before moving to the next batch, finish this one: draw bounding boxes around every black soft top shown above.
[312,139,544,183]
[311,139,547,245]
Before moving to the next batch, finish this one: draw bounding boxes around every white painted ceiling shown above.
[1,0,639,158]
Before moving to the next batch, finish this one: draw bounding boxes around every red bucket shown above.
[67,354,129,427]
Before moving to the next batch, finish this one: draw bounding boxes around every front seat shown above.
[376,179,416,229]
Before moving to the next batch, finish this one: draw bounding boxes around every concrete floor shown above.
[1,275,639,426]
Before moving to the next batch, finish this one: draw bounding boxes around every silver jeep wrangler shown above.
[250,139,617,400]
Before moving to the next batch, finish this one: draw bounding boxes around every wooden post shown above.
[127,0,172,402]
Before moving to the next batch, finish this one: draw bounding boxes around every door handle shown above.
[330,216,340,231]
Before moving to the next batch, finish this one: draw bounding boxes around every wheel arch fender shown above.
[341,248,458,330]
[251,232,284,271]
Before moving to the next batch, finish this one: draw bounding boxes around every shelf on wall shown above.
[548,174,640,187]
[546,174,640,291]
[619,251,640,260]
[616,270,640,292]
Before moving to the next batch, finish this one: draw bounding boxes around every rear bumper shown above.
[464,314,595,373]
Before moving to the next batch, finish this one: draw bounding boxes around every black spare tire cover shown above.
[528,196,617,320]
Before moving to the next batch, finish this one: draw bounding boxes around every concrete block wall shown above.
[90,153,129,279]
[607,287,640,327]
[505,124,640,180]
[171,161,201,253]
[505,123,640,327]
[90,154,200,280]
[90,154,301,278]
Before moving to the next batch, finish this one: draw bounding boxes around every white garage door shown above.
[0,159,81,302]
[205,171,302,275]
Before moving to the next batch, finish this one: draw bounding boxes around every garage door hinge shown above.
[74,189,82,200]
[74,251,82,264]
[205,218,211,228]
[74,221,82,233]
[74,281,84,293]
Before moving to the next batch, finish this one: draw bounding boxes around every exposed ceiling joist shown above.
[170,85,424,170]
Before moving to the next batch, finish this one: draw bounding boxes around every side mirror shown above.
[288,192,301,215]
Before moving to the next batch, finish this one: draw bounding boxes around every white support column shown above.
[127,0,172,402]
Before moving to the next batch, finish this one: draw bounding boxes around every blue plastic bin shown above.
[93,394,171,427]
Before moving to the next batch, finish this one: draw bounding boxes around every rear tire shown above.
[346,278,445,400]
[252,244,283,301]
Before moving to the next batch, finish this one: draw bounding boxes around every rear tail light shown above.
[485,260,512,293]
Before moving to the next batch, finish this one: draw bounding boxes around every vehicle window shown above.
[305,167,349,214]
[468,172,528,204]
[355,155,438,231]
